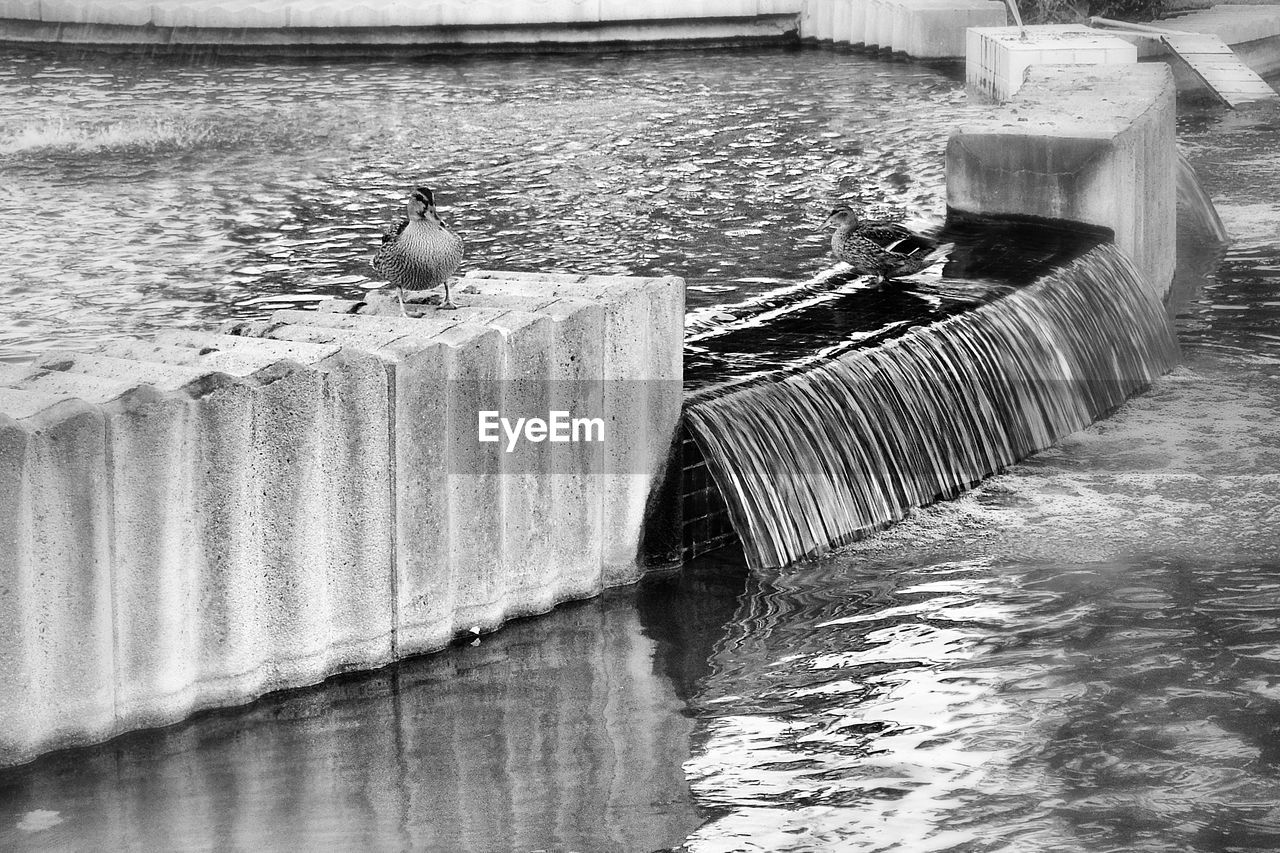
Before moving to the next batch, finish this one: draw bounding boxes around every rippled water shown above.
[0,47,974,362]
[3,49,1280,853]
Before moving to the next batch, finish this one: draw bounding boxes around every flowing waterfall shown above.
[685,243,1179,569]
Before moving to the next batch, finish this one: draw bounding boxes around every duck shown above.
[371,185,464,311]
[821,204,948,282]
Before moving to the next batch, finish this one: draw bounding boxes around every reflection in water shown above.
[0,571,745,853]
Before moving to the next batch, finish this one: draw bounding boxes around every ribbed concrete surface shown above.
[799,0,1006,58]
[0,270,684,768]
[947,63,1177,301]
[0,0,796,27]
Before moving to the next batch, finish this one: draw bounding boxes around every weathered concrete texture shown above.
[0,270,683,769]
[460,271,685,587]
[0,388,113,766]
[800,0,1005,58]
[967,25,1138,100]
[947,63,1177,301]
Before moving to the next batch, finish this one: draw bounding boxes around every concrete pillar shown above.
[947,63,1177,301]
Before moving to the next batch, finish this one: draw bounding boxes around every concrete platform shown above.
[0,271,684,769]
[947,63,1177,302]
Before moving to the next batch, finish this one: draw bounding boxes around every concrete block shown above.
[247,313,457,656]
[19,358,208,729]
[1,0,43,21]
[462,271,684,586]
[37,352,272,716]
[0,390,113,767]
[846,0,869,46]
[831,0,853,45]
[158,331,396,682]
[902,2,1006,59]
[873,0,897,50]
[967,25,1138,101]
[807,0,835,41]
[862,0,883,49]
[947,63,1177,300]
[449,0,598,25]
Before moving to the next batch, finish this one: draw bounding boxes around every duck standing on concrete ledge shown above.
[372,185,464,312]
[821,204,950,283]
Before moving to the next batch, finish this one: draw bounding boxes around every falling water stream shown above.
[686,244,1181,568]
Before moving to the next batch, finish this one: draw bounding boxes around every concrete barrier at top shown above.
[946,63,1177,302]
[799,0,1006,58]
[0,271,684,769]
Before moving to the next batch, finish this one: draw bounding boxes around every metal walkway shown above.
[1162,30,1278,108]
[1091,15,1279,108]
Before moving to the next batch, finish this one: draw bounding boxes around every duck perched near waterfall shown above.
[371,185,464,311]
[821,205,950,283]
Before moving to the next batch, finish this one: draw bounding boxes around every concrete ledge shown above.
[0,270,684,769]
[947,63,1177,301]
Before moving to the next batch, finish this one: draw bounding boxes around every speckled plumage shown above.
[372,186,464,308]
[822,205,944,282]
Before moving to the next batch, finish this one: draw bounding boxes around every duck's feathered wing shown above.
[371,216,409,273]
[858,221,936,258]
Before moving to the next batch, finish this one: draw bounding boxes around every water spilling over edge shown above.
[685,243,1181,569]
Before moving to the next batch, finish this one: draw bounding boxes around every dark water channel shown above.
[4,47,1280,853]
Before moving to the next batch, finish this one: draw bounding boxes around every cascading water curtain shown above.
[685,244,1180,570]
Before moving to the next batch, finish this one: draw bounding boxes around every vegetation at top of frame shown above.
[1019,0,1182,23]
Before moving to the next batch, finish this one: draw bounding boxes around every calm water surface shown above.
[2,49,1280,853]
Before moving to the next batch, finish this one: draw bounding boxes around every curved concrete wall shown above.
[2,0,796,27]
[0,271,684,769]
[801,0,1006,58]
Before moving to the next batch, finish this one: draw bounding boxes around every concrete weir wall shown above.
[800,0,1006,58]
[0,271,684,769]
[0,0,802,48]
[947,62,1177,301]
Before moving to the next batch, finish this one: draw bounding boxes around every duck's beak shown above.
[820,213,838,230]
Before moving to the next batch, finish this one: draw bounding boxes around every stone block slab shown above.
[947,63,1177,300]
